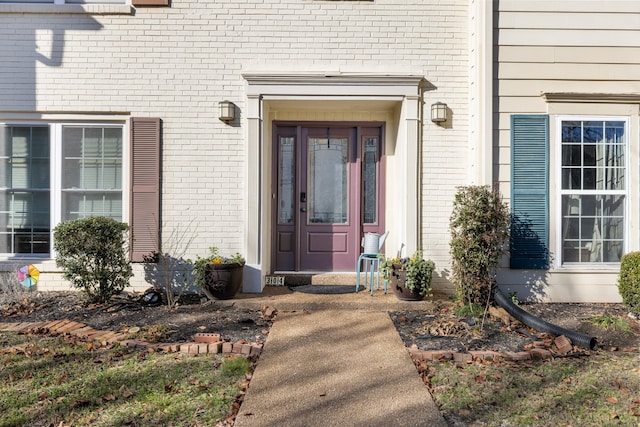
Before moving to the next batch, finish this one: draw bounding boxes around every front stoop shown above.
[0,320,262,357]
[277,273,360,286]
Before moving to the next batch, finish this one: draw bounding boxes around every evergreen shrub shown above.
[53,216,133,303]
[618,251,640,317]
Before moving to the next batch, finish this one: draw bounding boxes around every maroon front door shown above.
[273,123,384,272]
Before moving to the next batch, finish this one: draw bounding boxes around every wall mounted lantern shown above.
[219,101,235,123]
[430,102,448,123]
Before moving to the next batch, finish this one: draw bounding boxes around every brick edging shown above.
[407,332,590,363]
[408,347,553,362]
[0,321,263,357]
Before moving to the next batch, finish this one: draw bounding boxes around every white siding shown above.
[496,0,640,302]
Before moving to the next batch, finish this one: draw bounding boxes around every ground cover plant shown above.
[2,290,639,426]
[0,332,250,426]
[394,301,640,426]
[423,353,640,426]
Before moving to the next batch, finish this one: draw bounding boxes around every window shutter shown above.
[132,0,169,6]
[510,115,549,269]
[130,117,160,262]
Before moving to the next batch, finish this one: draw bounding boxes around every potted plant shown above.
[380,249,435,301]
[192,246,245,300]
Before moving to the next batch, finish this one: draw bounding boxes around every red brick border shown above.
[0,320,263,357]
[408,334,583,363]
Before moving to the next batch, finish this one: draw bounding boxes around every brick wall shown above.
[0,0,469,292]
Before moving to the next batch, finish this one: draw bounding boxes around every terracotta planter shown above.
[390,263,425,301]
[202,263,244,300]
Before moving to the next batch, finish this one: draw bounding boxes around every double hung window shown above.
[0,123,124,256]
[559,118,626,264]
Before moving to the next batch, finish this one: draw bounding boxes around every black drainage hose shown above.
[494,290,597,350]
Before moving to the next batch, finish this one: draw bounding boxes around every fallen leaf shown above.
[70,398,90,409]
[57,373,69,384]
[103,394,116,401]
[606,396,619,404]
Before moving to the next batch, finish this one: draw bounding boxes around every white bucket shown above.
[361,232,388,255]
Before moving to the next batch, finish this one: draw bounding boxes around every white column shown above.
[244,94,264,292]
[404,95,421,254]
[469,0,493,186]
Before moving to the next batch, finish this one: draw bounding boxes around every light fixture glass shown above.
[431,102,447,123]
[219,101,235,122]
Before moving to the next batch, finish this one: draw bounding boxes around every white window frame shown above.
[0,120,129,260]
[554,115,629,269]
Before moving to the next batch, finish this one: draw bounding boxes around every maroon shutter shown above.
[130,117,160,262]
[131,0,169,6]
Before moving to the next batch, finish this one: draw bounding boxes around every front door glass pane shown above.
[308,137,348,224]
[362,137,378,224]
[278,136,295,224]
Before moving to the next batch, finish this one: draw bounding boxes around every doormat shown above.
[288,285,365,294]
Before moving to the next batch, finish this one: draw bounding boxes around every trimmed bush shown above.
[618,252,640,316]
[53,216,133,303]
[449,185,510,306]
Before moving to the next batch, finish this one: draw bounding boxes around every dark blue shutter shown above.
[510,115,549,269]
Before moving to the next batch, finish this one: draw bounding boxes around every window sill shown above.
[553,263,620,273]
[0,3,133,15]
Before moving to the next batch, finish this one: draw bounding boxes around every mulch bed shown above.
[390,300,640,354]
[2,291,639,355]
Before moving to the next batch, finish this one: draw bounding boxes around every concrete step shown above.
[276,273,371,286]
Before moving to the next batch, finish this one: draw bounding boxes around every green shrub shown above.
[618,252,640,316]
[449,185,510,306]
[53,216,133,303]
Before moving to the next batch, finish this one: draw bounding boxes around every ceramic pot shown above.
[202,263,244,300]
[390,263,424,301]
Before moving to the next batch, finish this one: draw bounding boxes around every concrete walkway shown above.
[233,287,448,427]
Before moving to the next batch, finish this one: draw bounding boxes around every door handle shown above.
[300,207,307,212]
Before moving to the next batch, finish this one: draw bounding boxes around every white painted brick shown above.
[1,0,469,290]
